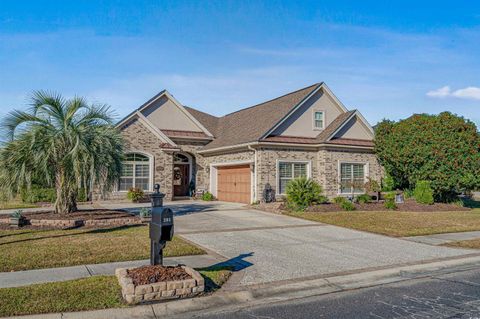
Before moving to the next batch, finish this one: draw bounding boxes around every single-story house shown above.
[109,82,383,203]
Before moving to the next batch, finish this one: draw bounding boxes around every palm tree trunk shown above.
[54,169,78,214]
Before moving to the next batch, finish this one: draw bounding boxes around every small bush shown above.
[139,207,151,218]
[356,194,372,204]
[333,196,346,204]
[286,177,324,211]
[201,191,214,201]
[414,181,434,205]
[127,187,144,202]
[403,189,414,199]
[382,174,395,192]
[20,186,56,203]
[317,195,329,204]
[341,200,355,211]
[384,199,397,210]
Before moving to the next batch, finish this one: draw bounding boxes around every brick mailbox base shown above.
[115,266,205,304]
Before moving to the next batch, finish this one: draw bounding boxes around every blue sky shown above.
[1,0,479,127]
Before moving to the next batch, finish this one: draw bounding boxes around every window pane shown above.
[121,164,133,177]
[174,153,189,163]
[341,164,351,179]
[293,163,307,178]
[314,112,323,128]
[119,178,133,191]
[135,178,149,191]
[315,112,323,120]
[279,178,290,194]
[352,164,364,178]
[135,164,149,177]
[279,163,292,178]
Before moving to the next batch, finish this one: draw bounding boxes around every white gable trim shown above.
[116,90,214,137]
[261,83,348,140]
[326,110,374,141]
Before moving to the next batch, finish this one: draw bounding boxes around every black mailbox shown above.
[149,184,174,265]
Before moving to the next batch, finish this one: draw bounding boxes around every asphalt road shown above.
[181,267,480,319]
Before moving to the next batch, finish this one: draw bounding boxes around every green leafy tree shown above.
[375,112,480,201]
[0,91,124,214]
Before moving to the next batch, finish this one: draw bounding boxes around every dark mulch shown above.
[127,265,192,285]
[306,199,470,212]
[23,209,135,220]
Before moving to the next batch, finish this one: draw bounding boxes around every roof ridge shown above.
[184,106,219,119]
[220,82,322,118]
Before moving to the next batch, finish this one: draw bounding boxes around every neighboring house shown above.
[111,82,383,203]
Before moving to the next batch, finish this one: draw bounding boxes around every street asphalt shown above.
[184,266,480,319]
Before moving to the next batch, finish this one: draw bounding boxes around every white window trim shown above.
[116,151,154,193]
[312,109,326,130]
[337,160,370,195]
[276,159,312,195]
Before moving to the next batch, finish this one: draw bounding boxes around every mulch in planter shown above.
[127,265,192,285]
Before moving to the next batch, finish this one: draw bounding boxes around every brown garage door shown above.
[217,165,251,204]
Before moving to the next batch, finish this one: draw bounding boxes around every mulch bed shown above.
[252,199,470,213]
[22,209,134,220]
[127,265,192,285]
[307,199,470,212]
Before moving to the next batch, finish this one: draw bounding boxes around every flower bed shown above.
[116,265,205,304]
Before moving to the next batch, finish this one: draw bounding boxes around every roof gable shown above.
[200,83,320,150]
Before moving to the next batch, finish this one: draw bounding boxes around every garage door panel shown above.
[217,165,251,204]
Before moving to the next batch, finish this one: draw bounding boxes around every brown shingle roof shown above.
[183,106,220,136]
[314,110,356,142]
[198,83,321,150]
[325,138,374,147]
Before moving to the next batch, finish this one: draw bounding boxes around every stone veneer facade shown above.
[108,118,383,201]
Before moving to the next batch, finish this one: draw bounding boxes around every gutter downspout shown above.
[248,145,258,203]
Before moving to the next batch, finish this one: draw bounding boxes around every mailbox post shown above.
[149,184,174,265]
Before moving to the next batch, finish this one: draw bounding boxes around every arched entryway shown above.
[173,152,193,197]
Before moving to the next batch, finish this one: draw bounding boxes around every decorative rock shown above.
[167,281,184,290]
[135,284,153,295]
[151,282,167,292]
[115,266,204,305]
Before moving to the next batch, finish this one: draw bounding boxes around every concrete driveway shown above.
[173,203,474,287]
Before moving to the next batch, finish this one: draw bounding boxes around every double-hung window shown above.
[119,153,151,191]
[278,162,309,194]
[313,111,324,129]
[340,163,366,194]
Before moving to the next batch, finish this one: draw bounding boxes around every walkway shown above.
[404,230,480,245]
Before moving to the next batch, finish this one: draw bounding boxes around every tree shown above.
[0,91,124,214]
[374,112,480,201]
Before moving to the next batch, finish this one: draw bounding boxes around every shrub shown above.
[356,194,372,204]
[20,186,56,203]
[413,181,434,205]
[333,196,346,204]
[139,207,151,218]
[404,189,414,199]
[201,191,214,201]
[317,195,329,204]
[285,177,324,211]
[77,188,88,202]
[382,174,395,192]
[127,187,144,202]
[384,199,397,210]
[341,200,355,211]
[375,113,480,201]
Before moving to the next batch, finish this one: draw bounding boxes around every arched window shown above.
[119,153,150,191]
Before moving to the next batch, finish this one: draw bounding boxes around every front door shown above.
[173,164,190,196]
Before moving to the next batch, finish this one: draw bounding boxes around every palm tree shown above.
[0,91,124,214]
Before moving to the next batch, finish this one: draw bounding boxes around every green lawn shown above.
[286,208,480,237]
[0,267,233,317]
[0,225,205,272]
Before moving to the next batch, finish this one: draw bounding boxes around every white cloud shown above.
[451,86,480,100]
[427,85,480,100]
[426,86,451,98]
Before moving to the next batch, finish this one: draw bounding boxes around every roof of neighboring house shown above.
[190,83,321,150]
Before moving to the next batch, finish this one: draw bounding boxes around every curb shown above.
[5,255,480,319]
